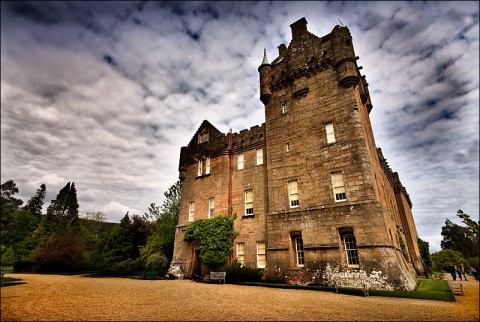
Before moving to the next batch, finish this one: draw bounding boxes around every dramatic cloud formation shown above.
[1,1,478,251]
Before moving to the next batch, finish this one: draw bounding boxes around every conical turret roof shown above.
[260,49,270,65]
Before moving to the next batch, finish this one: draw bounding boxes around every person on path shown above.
[455,266,463,281]
[461,263,468,281]
[449,266,457,280]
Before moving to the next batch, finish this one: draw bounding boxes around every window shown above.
[281,97,289,114]
[237,242,245,265]
[343,234,359,266]
[197,157,211,176]
[208,197,215,218]
[197,159,203,176]
[188,201,195,222]
[256,149,263,165]
[295,237,305,267]
[257,242,266,268]
[331,172,346,201]
[205,157,211,175]
[245,190,254,215]
[238,153,244,170]
[288,180,299,208]
[285,142,291,152]
[326,123,336,144]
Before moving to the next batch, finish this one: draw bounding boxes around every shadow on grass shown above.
[1,277,26,288]
[239,278,455,302]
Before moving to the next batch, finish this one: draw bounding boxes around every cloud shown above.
[100,201,141,223]
[1,1,478,253]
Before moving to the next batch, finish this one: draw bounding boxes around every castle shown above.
[169,18,424,291]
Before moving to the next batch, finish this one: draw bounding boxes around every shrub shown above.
[144,253,169,277]
[13,260,34,272]
[104,258,143,276]
[225,260,263,284]
[34,232,84,272]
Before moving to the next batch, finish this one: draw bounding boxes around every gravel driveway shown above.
[1,273,478,321]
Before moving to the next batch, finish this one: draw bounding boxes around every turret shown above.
[331,25,359,88]
[258,49,272,105]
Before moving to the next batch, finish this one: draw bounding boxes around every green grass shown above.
[239,278,455,302]
[0,276,26,288]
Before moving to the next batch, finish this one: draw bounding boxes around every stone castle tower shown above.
[169,18,424,291]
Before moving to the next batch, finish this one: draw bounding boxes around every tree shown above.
[107,213,134,262]
[441,218,478,258]
[1,180,24,215]
[417,237,432,276]
[131,215,148,259]
[79,211,107,250]
[142,181,182,263]
[34,231,84,272]
[143,203,161,222]
[1,245,15,269]
[3,210,39,248]
[431,249,467,272]
[42,182,80,235]
[456,209,479,240]
[1,180,24,239]
[24,184,46,219]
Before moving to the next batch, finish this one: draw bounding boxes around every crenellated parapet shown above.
[231,123,266,153]
[258,18,368,104]
[377,148,412,208]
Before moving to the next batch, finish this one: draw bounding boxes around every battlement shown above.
[377,148,412,207]
[230,123,266,153]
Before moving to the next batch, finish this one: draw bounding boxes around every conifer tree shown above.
[24,184,46,219]
[43,182,80,235]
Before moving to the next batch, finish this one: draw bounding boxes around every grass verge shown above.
[1,276,26,288]
[239,278,455,302]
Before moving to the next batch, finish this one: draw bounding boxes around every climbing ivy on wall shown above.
[398,233,410,261]
[183,215,238,268]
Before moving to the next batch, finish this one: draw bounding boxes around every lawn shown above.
[240,278,455,302]
[0,276,26,288]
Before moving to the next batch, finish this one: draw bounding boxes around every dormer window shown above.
[198,129,209,144]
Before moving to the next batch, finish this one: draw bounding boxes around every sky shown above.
[1,1,478,253]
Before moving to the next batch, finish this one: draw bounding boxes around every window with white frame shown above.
[295,237,305,267]
[256,149,263,165]
[188,201,195,222]
[257,242,266,268]
[245,190,254,215]
[325,123,336,144]
[331,172,347,201]
[288,180,299,208]
[205,157,211,175]
[281,96,289,114]
[197,159,203,176]
[208,197,215,218]
[238,153,244,170]
[237,242,245,265]
[343,233,359,267]
[285,142,291,152]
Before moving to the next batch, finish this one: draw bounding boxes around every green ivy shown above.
[183,214,238,268]
[398,234,410,261]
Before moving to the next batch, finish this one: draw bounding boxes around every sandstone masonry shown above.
[169,18,424,291]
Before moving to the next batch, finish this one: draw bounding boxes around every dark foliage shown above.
[24,184,46,219]
[225,260,263,283]
[34,232,85,272]
[441,218,478,258]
